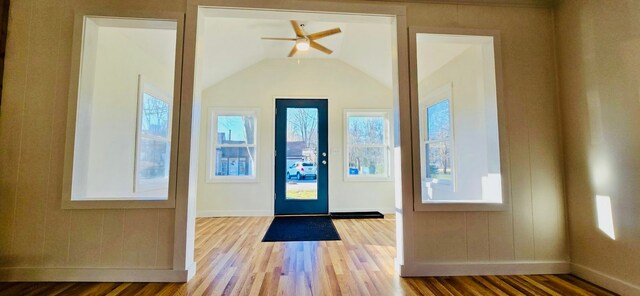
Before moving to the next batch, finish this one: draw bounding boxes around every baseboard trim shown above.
[197,208,396,217]
[0,267,191,282]
[571,263,640,295]
[197,210,272,217]
[400,261,570,277]
[185,261,197,281]
[329,207,395,215]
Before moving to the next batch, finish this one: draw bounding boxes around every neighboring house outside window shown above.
[207,109,258,182]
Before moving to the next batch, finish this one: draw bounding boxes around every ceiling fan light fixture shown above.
[296,39,310,51]
[262,21,341,57]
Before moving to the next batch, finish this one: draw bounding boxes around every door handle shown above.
[322,160,327,165]
[322,152,327,157]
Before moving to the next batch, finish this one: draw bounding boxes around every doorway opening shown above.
[191,7,399,218]
[185,4,405,281]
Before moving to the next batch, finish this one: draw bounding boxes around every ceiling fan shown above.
[261,20,342,57]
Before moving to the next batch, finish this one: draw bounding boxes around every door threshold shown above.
[274,214,329,217]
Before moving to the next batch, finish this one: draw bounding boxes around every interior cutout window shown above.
[413,31,504,207]
[345,110,392,180]
[68,16,177,202]
[208,109,258,182]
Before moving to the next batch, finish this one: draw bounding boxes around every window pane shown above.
[215,146,255,176]
[427,100,451,141]
[141,93,170,138]
[217,115,255,145]
[139,139,170,180]
[348,147,386,176]
[348,116,385,145]
[426,142,452,181]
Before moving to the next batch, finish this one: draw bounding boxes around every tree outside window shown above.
[345,111,391,179]
[424,99,453,185]
[208,109,258,182]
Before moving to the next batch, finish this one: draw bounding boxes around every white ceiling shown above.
[195,8,395,90]
[416,34,494,81]
[416,43,472,81]
[110,9,485,93]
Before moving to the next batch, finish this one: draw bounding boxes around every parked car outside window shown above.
[286,162,317,180]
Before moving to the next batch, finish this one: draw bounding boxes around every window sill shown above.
[62,198,175,209]
[414,200,506,212]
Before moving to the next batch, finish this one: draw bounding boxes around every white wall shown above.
[196,59,395,216]
[556,0,640,294]
[418,45,501,202]
[72,24,175,199]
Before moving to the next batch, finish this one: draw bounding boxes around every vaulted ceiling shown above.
[190,8,479,92]
[195,8,396,90]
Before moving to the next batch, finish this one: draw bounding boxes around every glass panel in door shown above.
[285,108,318,200]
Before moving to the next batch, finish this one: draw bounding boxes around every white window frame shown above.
[420,83,455,192]
[207,108,259,183]
[134,75,173,193]
[343,109,393,181]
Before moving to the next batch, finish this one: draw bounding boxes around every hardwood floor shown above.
[0,216,617,295]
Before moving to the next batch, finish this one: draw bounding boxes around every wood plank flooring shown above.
[0,216,617,295]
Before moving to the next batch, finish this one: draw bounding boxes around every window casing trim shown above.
[343,109,393,182]
[409,26,510,212]
[206,108,259,183]
[61,12,184,210]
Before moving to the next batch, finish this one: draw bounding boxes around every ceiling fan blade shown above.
[290,20,305,37]
[288,44,298,57]
[261,37,297,41]
[309,40,333,55]
[307,28,342,40]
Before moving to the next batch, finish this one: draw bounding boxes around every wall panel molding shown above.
[0,0,8,108]
[0,266,194,282]
[370,0,555,8]
[401,261,570,276]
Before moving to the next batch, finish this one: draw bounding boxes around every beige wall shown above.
[0,0,570,282]
[0,0,183,276]
[555,0,640,293]
[405,3,567,268]
[197,59,395,216]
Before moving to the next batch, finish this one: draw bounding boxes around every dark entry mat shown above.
[262,216,341,242]
[330,211,384,219]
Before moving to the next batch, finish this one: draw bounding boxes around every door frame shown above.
[273,97,330,215]
[178,0,412,279]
